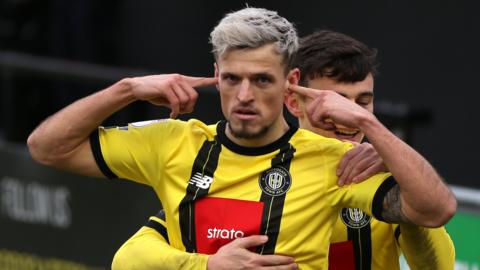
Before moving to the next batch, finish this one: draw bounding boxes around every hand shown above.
[207,235,297,270]
[288,84,372,130]
[126,74,217,118]
[337,142,388,186]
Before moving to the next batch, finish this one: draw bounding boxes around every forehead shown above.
[307,74,374,97]
[216,44,286,76]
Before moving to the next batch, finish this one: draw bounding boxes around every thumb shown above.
[232,235,268,249]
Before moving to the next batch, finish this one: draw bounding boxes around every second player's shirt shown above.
[329,210,401,270]
[91,119,395,270]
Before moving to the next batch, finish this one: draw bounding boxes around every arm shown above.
[27,74,215,177]
[398,224,455,270]
[334,119,456,269]
[112,217,209,270]
[290,85,457,227]
[334,122,455,269]
[356,110,455,227]
[113,217,297,270]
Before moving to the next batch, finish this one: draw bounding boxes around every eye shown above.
[356,97,373,107]
[253,75,273,87]
[222,74,240,84]
[257,76,271,84]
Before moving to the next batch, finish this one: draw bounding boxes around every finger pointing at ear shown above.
[288,84,321,99]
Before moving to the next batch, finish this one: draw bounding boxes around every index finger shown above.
[288,84,319,99]
[231,235,268,249]
[255,254,295,266]
[182,75,218,88]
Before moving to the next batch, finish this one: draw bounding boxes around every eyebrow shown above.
[338,91,374,99]
[251,73,275,80]
[220,71,277,80]
[220,72,236,77]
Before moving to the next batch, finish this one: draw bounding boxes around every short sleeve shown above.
[327,170,395,219]
[90,119,183,187]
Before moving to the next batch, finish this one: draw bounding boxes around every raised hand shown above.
[126,74,218,118]
[207,235,297,270]
[288,84,373,131]
[337,142,388,186]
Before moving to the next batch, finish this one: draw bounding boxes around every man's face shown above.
[294,74,374,143]
[215,44,296,145]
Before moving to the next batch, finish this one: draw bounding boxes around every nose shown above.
[236,80,254,103]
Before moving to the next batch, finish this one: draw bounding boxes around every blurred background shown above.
[0,0,479,269]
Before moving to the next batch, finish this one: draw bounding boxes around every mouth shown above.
[233,107,258,120]
[334,129,360,141]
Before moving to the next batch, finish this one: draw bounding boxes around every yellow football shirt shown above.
[91,119,394,270]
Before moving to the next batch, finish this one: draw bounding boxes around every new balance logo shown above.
[188,173,213,189]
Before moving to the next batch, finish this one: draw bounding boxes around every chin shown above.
[229,123,269,140]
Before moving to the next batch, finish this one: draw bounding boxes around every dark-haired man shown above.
[287,30,455,270]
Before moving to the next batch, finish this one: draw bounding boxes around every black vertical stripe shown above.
[347,221,372,270]
[256,144,296,254]
[179,139,221,252]
[394,226,401,243]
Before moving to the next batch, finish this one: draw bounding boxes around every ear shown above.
[214,62,219,77]
[284,88,304,118]
[214,62,220,91]
[286,68,300,88]
[284,68,303,117]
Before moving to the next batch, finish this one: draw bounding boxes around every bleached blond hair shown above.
[210,7,298,70]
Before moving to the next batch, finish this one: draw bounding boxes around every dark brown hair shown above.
[294,30,378,86]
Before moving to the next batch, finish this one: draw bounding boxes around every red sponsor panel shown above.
[195,197,264,254]
[328,241,355,270]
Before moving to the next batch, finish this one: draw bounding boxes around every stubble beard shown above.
[227,121,270,140]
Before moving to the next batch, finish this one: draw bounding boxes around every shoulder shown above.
[290,128,353,157]
[124,118,215,137]
[186,119,217,140]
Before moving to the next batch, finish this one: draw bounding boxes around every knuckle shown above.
[357,144,367,151]
[351,167,361,175]
[344,151,354,158]
[180,96,189,103]
[364,144,374,152]
[246,258,258,267]
[167,74,182,85]
[191,91,199,100]
[170,99,179,106]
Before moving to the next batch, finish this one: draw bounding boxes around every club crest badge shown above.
[258,166,291,196]
[340,208,371,229]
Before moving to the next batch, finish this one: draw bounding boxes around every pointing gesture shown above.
[288,84,321,99]
[289,84,374,131]
[127,74,218,118]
